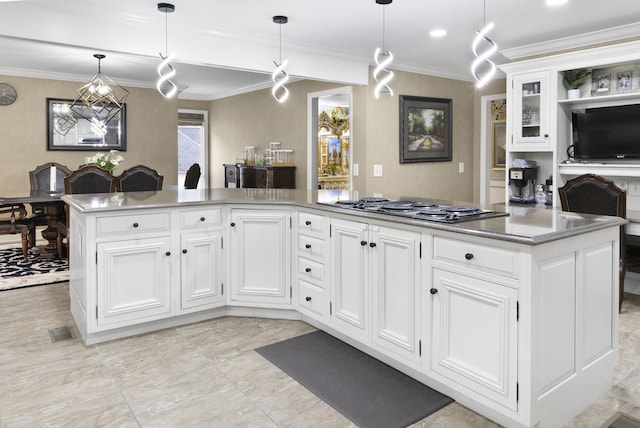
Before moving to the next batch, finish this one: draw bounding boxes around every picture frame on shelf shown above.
[399,95,452,163]
[492,120,506,170]
[592,72,611,95]
[616,70,632,92]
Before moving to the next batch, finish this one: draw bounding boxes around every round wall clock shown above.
[0,83,17,106]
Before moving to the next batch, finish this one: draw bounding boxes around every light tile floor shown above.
[0,283,639,427]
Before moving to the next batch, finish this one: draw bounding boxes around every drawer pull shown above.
[361,240,367,246]
[305,267,311,273]
[305,296,312,302]
[430,288,438,295]
[182,249,187,254]
[369,242,377,248]
[305,244,312,249]
[465,253,474,260]
[165,251,171,256]
[200,217,206,222]
[133,222,139,228]
[305,220,311,226]
[230,222,236,227]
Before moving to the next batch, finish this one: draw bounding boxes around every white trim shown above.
[178,108,209,189]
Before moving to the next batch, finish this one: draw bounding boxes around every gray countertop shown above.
[63,188,627,245]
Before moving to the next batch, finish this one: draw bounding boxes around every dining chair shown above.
[0,204,33,259]
[118,165,164,192]
[28,162,72,246]
[184,163,201,189]
[558,173,640,312]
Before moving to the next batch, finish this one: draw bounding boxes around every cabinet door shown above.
[430,268,518,410]
[371,226,421,367]
[180,231,223,311]
[512,71,550,150]
[229,209,291,307]
[96,237,173,330]
[330,218,368,340]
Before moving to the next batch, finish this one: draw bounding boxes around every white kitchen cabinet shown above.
[96,237,173,330]
[511,71,550,150]
[370,225,421,368]
[229,208,291,308]
[178,207,224,312]
[296,210,330,321]
[430,268,518,411]
[330,217,369,341]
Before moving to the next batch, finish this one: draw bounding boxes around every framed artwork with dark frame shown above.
[491,120,506,170]
[399,95,452,163]
[46,98,127,151]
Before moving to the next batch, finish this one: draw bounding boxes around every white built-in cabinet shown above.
[296,210,330,321]
[502,40,640,207]
[228,208,291,308]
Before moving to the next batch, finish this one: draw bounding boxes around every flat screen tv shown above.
[572,104,640,160]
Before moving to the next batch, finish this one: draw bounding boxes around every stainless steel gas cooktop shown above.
[318,197,509,223]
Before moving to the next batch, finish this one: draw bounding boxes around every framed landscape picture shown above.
[399,95,452,163]
[492,120,506,170]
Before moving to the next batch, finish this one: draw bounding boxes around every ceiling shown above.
[0,0,639,101]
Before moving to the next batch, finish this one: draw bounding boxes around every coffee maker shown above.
[509,167,538,203]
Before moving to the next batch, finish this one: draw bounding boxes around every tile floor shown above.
[0,283,639,428]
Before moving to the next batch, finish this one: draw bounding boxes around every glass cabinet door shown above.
[512,72,550,149]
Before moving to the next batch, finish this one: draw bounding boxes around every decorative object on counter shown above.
[373,0,394,98]
[271,15,289,103]
[471,0,497,88]
[242,146,256,165]
[47,98,127,151]
[399,95,452,163]
[156,2,178,99]
[71,54,129,127]
[562,68,590,99]
[85,150,124,173]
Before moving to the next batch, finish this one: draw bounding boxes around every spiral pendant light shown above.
[272,15,290,103]
[157,2,178,99]
[471,0,498,88]
[373,0,394,98]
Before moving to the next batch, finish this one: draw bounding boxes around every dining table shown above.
[0,188,66,259]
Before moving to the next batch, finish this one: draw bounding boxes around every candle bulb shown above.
[49,165,56,192]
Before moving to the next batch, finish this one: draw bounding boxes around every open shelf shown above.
[559,162,640,177]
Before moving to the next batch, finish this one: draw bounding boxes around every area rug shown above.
[256,330,453,428]
[0,247,68,291]
[602,412,640,428]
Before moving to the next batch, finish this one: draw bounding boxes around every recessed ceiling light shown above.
[546,0,568,6]
[430,29,447,38]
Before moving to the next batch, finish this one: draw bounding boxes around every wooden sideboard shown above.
[224,164,295,189]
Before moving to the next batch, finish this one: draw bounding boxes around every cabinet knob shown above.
[430,288,438,295]
[544,133,549,138]
[133,222,139,228]
[182,249,187,254]
[305,296,312,302]
[230,222,236,227]
[305,267,311,273]
[165,251,171,256]
[200,217,206,222]
[465,253,474,260]
[305,244,312,249]
[361,240,367,246]
[369,242,377,248]
[305,220,311,226]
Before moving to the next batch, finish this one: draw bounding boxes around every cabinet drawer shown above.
[298,211,325,236]
[298,280,325,317]
[297,234,325,259]
[97,212,170,236]
[179,208,222,228]
[433,236,520,279]
[298,256,325,285]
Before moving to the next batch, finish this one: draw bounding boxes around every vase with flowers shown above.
[85,150,124,173]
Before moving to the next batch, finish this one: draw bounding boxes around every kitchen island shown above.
[63,188,625,428]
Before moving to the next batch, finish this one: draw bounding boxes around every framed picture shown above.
[399,95,452,163]
[46,98,127,151]
[491,120,506,170]
[593,72,611,94]
[617,70,632,92]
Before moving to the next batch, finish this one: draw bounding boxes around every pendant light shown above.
[373,0,394,98]
[71,54,129,127]
[272,15,290,103]
[471,0,498,88]
[157,2,177,98]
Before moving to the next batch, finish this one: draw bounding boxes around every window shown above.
[178,110,208,188]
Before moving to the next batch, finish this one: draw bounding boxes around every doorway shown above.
[479,94,506,204]
[178,109,208,189]
[307,87,353,191]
